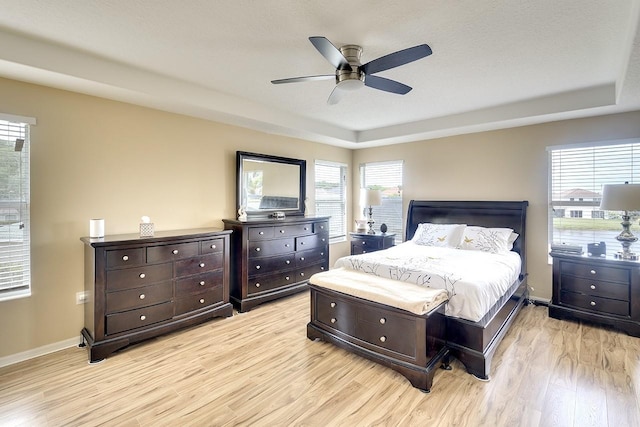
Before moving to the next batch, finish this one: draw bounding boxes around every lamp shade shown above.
[362,189,382,207]
[600,184,640,211]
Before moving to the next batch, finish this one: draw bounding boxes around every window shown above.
[360,160,403,242]
[315,160,347,243]
[0,117,32,301]
[548,140,640,256]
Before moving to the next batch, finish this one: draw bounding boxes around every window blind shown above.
[0,119,30,300]
[315,160,347,243]
[548,140,640,255]
[360,160,403,242]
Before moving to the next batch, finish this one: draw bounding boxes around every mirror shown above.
[237,151,306,217]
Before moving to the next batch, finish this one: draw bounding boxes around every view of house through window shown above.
[359,160,403,243]
[314,160,347,243]
[0,119,31,301]
[548,140,640,256]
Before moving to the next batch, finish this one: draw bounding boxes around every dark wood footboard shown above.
[307,285,448,392]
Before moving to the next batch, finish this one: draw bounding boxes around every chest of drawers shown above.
[350,232,396,255]
[81,228,233,362]
[223,216,330,312]
[549,252,640,337]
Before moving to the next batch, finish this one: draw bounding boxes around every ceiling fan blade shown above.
[365,75,412,95]
[362,44,432,75]
[309,37,352,71]
[327,86,347,105]
[271,75,335,84]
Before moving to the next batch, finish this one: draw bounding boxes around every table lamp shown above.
[362,188,382,234]
[600,182,640,260]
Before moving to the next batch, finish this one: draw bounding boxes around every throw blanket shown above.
[334,242,521,322]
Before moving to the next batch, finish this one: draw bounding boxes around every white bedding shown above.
[334,241,522,322]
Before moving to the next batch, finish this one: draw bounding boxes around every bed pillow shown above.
[411,223,466,247]
[460,226,517,253]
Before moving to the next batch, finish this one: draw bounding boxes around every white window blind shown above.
[548,140,640,256]
[315,160,347,243]
[360,160,403,242]
[0,119,31,300]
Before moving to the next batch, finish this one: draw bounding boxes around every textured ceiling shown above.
[0,0,639,148]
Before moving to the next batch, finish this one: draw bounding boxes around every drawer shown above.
[355,311,417,357]
[314,221,329,234]
[147,242,199,263]
[106,248,145,269]
[106,281,173,314]
[175,287,224,315]
[248,270,297,295]
[248,254,296,277]
[176,270,224,296]
[560,291,629,317]
[296,263,327,282]
[249,238,295,258]
[560,275,629,301]
[106,301,174,335]
[175,253,223,276]
[296,247,328,267]
[106,263,173,291]
[315,292,356,335]
[249,227,274,240]
[559,261,629,284]
[353,237,383,250]
[201,238,224,254]
[273,223,314,237]
[296,234,328,251]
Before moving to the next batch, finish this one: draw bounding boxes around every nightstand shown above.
[350,232,395,255]
[549,251,640,337]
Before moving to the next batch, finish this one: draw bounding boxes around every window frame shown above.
[359,160,404,243]
[314,160,348,244]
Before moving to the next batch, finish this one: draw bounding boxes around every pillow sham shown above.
[460,226,517,253]
[411,223,466,247]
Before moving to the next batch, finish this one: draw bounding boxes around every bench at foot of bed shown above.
[307,285,449,393]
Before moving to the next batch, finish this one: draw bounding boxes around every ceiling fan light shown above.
[338,79,364,91]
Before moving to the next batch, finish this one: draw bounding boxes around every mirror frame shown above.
[236,151,306,218]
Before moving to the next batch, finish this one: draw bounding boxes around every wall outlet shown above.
[76,291,89,305]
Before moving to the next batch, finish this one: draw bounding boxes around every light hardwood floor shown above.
[1,292,639,427]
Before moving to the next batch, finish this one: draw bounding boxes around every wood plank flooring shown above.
[1,292,639,426]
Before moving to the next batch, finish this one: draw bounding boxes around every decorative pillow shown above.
[460,226,516,253]
[411,223,466,247]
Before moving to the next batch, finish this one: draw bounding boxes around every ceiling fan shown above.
[271,36,433,105]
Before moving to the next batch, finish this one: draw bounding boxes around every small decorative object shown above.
[238,206,247,221]
[271,211,286,219]
[139,215,154,237]
[355,219,367,232]
[600,182,640,259]
[89,218,105,238]
[587,242,606,257]
[380,223,388,234]
[361,188,382,234]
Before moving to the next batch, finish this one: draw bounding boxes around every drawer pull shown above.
[172,249,179,255]
[199,298,205,304]
[279,229,285,234]
[320,225,324,229]
[321,266,325,270]
[199,281,205,286]
[300,257,305,261]
[590,301,596,306]
[255,247,261,252]
[300,272,305,277]
[380,336,387,343]
[140,315,146,321]
[379,317,386,324]
[590,284,596,290]
[321,252,324,256]
[330,302,336,308]
[199,262,205,268]
[255,283,261,288]
[322,238,326,242]
[122,255,129,261]
[304,227,309,231]
[590,270,596,275]
[286,260,291,264]
[330,318,336,324]
[285,244,290,248]
[300,242,305,245]
[259,231,264,235]
[139,294,145,300]
[285,276,290,280]
[256,265,261,270]
[210,244,216,249]
[139,273,146,279]
[362,241,366,245]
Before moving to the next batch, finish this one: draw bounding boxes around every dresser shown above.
[350,232,396,255]
[223,216,330,312]
[549,252,640,337]
[80,228,233,362]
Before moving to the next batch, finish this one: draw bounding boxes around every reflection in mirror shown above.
[237,151,306,217]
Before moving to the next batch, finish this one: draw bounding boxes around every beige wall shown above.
[0,77,352,358]
[353,110,640,303]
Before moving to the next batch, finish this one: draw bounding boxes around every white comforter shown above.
[334,242,522,322]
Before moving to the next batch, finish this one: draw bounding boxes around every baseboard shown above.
[0,336,81,369]
[528,296,550,306]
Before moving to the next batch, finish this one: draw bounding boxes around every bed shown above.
[307,200,528,391]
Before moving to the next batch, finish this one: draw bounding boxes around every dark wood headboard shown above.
[405,200,529,279]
